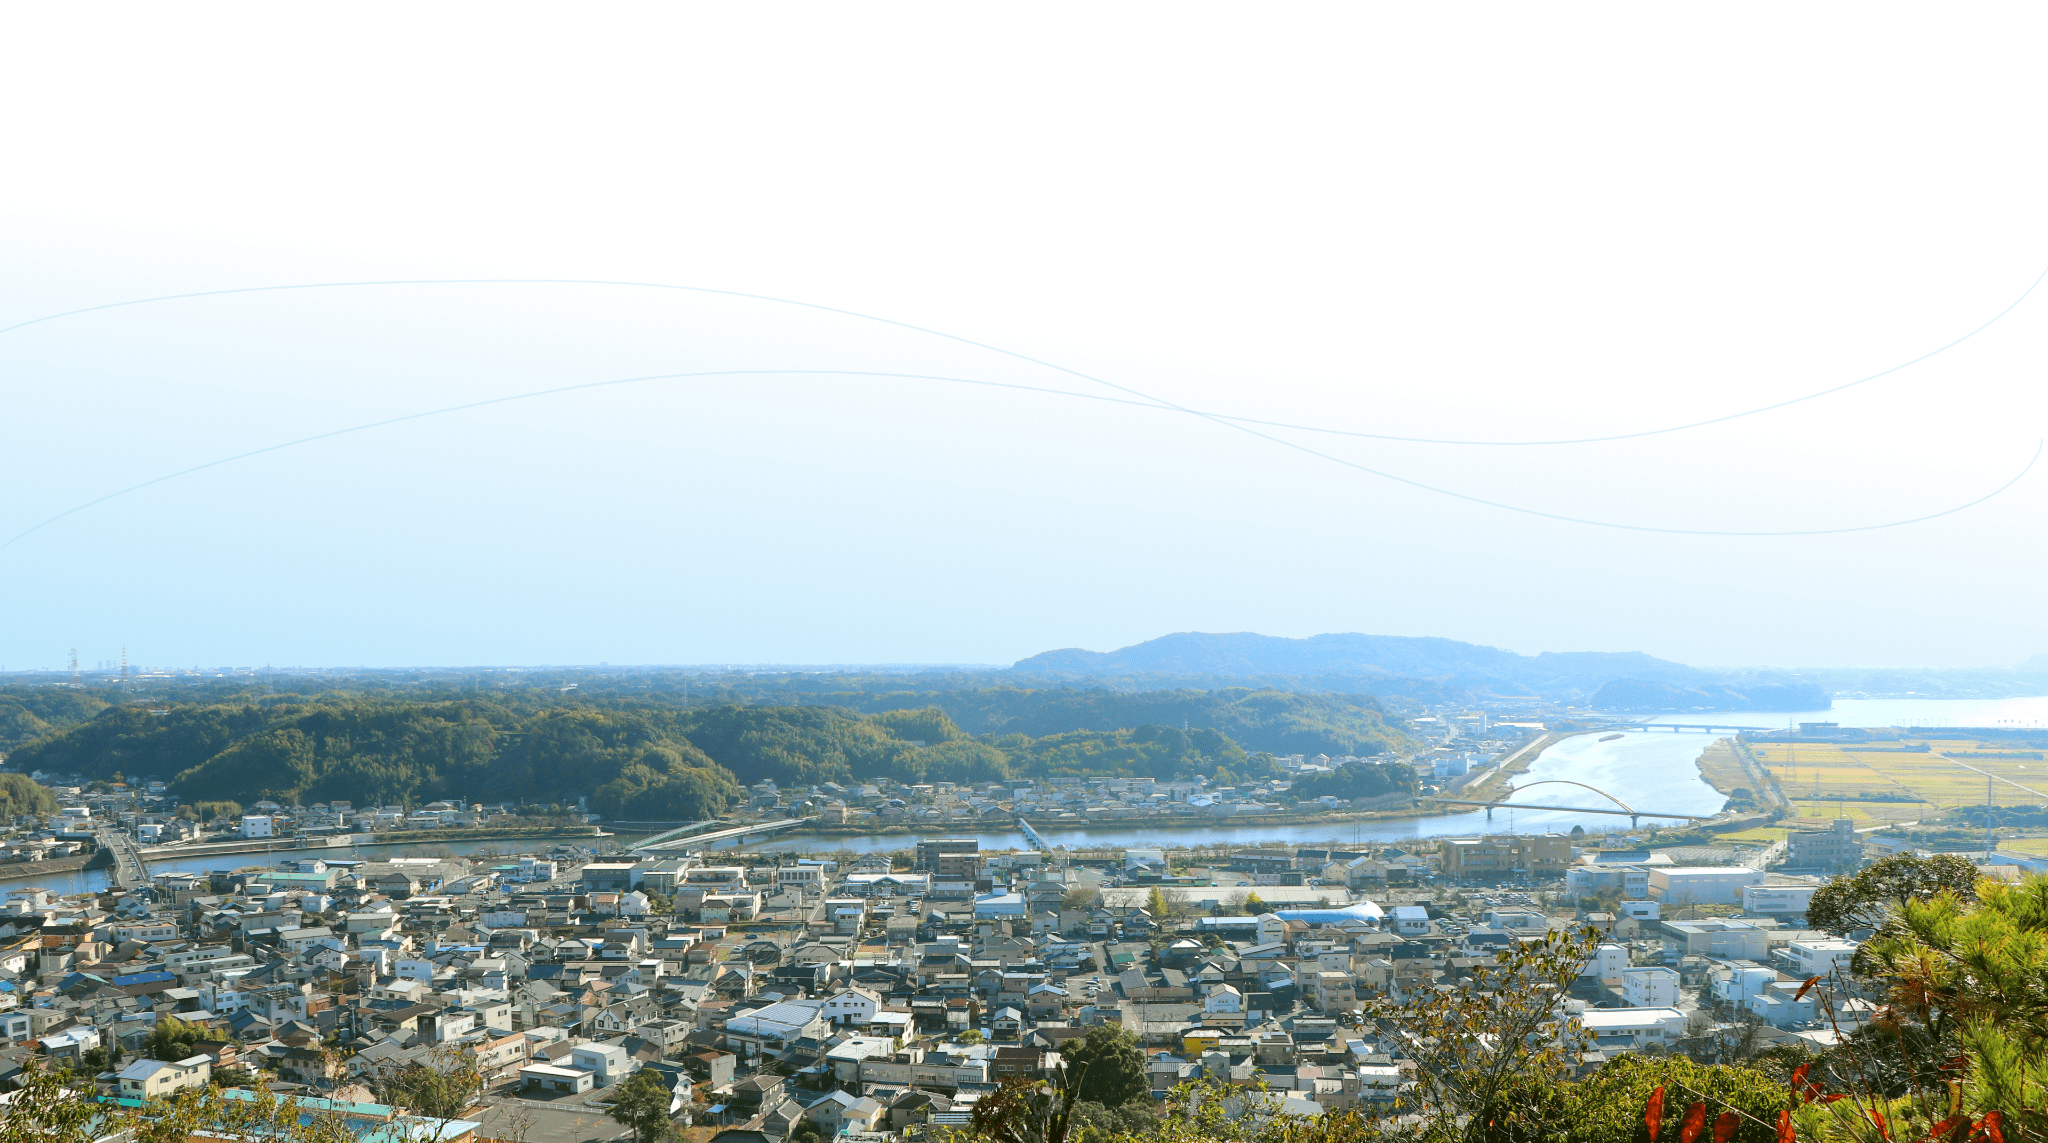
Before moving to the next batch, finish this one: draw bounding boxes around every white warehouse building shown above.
[1647,866,1765,906]
[1576,1006,1689,1051]
[1742,883,1819,918]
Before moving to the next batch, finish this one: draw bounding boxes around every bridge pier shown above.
[1630,815,1639,827]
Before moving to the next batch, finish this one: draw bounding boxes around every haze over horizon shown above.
[7,8,2048,672]
[18,627,2048,678]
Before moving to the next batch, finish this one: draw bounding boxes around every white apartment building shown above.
[1584,943,1629,982]
[240,815,274,839]
[1622,966,1681,1008]
[1786,939,1858,977]
[2,1011,32,1043]
[1715,965,1778,1007]
[112,921,180,943]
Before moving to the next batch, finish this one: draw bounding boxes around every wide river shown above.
[19,697,2037,892]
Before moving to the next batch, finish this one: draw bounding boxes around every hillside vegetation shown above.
[1285,760,1415,802]
[0,773,56,818]
[5,686,1355,811]
[818,686,1406,758]
[0,687,110,754]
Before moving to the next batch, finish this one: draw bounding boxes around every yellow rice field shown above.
[1748,738,2048,830]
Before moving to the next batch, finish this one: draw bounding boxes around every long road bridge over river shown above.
[1422,778,1712,826]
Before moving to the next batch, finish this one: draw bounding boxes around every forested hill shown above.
[5,685,1405,812]
[0,688,111,754]
[819,686,1405,758]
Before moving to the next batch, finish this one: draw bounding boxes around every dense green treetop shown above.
[607,1068,680,1143]
[0,688,110,753]
[1059,1025,1149,1108]
[5,683,1356,807]
[0,672,1411,754]
[1806,853,1982,937]
[1282,758,1417,801]
[0,773,57,818]
[844,685,1406,758]
[984,723,1246,780]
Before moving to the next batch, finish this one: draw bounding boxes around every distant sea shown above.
[1647,696,2048,730]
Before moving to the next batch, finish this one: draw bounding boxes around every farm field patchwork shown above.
[1750,737,2048,831]
[1912,741,2048,803]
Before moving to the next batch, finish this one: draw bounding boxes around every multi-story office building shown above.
[1441,834,1571,880]
[1786,819,1863,871]
[914,838,981,879]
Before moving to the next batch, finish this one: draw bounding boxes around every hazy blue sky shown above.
[4,8,2048,671]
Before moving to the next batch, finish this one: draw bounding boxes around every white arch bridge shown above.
[1422,779,1710,826]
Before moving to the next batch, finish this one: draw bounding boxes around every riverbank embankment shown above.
[0,851,99,883]
[1460,729,1582,803]
[1693,738,1752,800]
[1694,736,1789,811]
[141,824,605,862]
[1721,737,1792,810]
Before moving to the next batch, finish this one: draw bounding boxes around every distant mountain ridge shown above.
[1011,631,1827,709]
[1013,631,1702,692]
